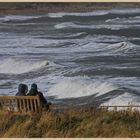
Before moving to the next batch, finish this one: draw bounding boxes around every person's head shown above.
[31,83,38,91]
[18,84,28,95]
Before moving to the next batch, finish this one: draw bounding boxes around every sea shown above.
[0,8,140,106]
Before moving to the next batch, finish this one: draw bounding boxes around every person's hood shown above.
[17,84,27,95]
[31,83,37,91]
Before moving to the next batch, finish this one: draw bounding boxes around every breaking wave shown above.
[101,92,140,111]
[48,11,108,18]
[54,22,140,30]
[48,8,140,18]
[48,77,118,99]
[0,59,49,74]
[0,15,42,22]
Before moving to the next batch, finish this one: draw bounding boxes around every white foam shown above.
[0,15,42,22]
[48,11,108,18]
[105,17,121,23]
[106,16,140,24]
[101,92,140,111]
[0,59,49,74]
[54,22,140,30]
[47,77,118,99]
[105,42,135,54]
[111,8,140,14]
[54,22,75,29]
[48,8,140,18]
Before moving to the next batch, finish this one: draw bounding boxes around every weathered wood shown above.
[34,99,37,113]
[23,99,26,112]
[26,99,30,112]
[0,96,39,100]
[30,99,34,112]
[0,96,41,113]
[36,95,41,113]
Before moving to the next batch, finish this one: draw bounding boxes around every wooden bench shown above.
[0,95,42,113]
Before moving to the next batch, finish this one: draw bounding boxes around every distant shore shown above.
[0,3,140,15]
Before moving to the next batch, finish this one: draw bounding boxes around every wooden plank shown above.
[30,99,34,112]
[18,99,22,112]
[36,95,41,113]
[26,99,30,112]
[34,99,37,113]
[0,96,38,100]
[23,99,26,112]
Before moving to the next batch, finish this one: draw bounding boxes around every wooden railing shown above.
[1,95,140,114]
[55,104,140,113]
[99,105,140,111]
[0,96,42,113]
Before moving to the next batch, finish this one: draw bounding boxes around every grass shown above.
[1,108,140,137]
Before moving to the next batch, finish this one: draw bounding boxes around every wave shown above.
[54,22,75,29]
[105,17,121,23]
[48,11,108,18]
[0,59,49,74]
[0,15,42,22]
[47,77,118,99]
[54,22,140,30]
[105,41,138,54]
[101,92,140,108]
[111,8,140,15]
[107,42,128,51]
[106,16,140,24]
[48,8,140,18]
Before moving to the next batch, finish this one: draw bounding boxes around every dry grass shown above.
[0,108,140,137]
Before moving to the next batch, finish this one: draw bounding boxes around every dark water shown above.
[0,8,140,106]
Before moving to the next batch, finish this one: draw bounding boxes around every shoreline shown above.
[0,3,140,15]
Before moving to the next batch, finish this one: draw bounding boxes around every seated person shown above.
[16,84,28,96]
[27,83,51,111]
[15,84,28,111]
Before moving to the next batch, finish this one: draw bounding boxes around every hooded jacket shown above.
[16,84,28,96]
[27,83,47,105]
[27,89,47,105]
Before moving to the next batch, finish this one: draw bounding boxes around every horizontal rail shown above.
[0,96,39,100]
[50,104,140,113]
[100,106,140,108]
[51,104,140,109]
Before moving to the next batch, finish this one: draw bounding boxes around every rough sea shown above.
[0,8,140,106]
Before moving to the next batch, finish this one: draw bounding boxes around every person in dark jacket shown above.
[15,84,28,111]
[27,83,51,111]
[16,84,28,96]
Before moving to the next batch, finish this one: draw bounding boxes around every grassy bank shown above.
[0,3,140,15]
[1,108,140,137]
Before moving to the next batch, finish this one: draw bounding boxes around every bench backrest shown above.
[0,95,42,113]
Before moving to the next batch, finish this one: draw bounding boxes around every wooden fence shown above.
[1,95,140,114]
[56,104,140,113]
[0,96,42,113]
